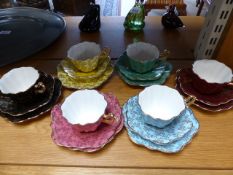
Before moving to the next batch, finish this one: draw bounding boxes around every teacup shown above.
[126,42,160,73]
[67,42,107,73]
[0,67,47,106]
[191,59,232,94]
[138,85,186,128]
[61,89,116,132]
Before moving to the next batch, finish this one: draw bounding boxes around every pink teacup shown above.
[61,89,116,132]
[191,59,232,94]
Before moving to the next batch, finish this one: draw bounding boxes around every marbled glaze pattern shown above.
[61,55,110,80]
[126,96,193,145]
[51,93,123,152]
[116,54,166,81]
[57,64,113,89]
[122,97,199,153]
[118,62,172,87]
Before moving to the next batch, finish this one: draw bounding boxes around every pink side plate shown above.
[177,69,233,106]
[176,72,233,112]
[50,93,123,151]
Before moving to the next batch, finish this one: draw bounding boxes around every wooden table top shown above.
[1,16,233,175]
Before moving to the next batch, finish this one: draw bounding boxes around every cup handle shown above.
[101,47,111,57]
[159,49,170,61]
[185,96,196,107]
[34,82,46,94]
[102,113,118,125]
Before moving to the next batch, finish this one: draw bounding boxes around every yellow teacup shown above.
[67,42,109,73]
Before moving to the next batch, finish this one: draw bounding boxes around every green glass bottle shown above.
[124,0,145,31]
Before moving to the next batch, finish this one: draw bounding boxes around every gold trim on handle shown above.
[185,96,196,107]
[159,49,170,60]
[102,113,118,124]
[34,82,46,94]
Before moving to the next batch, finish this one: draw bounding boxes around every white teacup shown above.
[138,85,186,128]
[61,89,116,132]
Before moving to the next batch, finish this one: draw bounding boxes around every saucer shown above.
[118,62,172,87]
[51,93,123,152]
[0,72,54,116]
[125,96,193,145]
[123,101,199,153]
[177,69,233,106]
[0,78,62,123]
[64,113,124,152]
[176,77,233,112]
[57,64,113,89]
[116,53,166,81]
[61,55,110,80]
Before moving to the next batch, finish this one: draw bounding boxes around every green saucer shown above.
[116,53,166,81]
[118,62,172,87]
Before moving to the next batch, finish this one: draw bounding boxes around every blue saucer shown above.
[126,96,193,145]
[122,97,199,153]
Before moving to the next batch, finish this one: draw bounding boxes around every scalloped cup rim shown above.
[61,89,107,126]
[192,59,232,84]
[138,85,186,121]
[67,41,101,61]
[126,42,160,61]
[0,67,39,94]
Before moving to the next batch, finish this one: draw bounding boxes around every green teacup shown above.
[126,42,160,73]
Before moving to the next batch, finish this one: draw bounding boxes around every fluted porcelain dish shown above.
[192,59,232,94]
[57,64,113,89]
[138,85,186,128]
[116,53,166,81]
[126,42,160,73]
[0,67,39,94]
[0,78,62,123]
[118,62,172,87]
[61,90,107,132]
[61,54,110,80]
[0,72,54,116]
[51,93,123,152]
[67,42,101,72]
[125,96,192,145]
[122,100,199,153]
[177,69,233,106]
[176,72,233,112]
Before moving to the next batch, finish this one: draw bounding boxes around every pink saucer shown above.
[176,72,233,112]
[177,69,233,106]
[51,93,123,151]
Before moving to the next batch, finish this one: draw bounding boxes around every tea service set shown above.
[116,42,173,87]
[176,59,233,112]
[0,40,232,153]
[0,67,61,123]
[57,41,114,89]
[122,85,199,153]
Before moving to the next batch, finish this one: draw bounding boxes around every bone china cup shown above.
[138,85,186,128]
[61,90,114,132]
[0,67,47,104]
[126,42,160,73]
[192,59,232,94]
[67,42,101,73]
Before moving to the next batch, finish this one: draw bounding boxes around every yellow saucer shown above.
[57,64,114,89]
[60,55,110,80]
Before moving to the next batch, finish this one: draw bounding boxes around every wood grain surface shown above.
[0,16,232,175]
